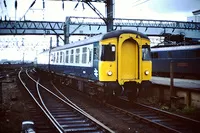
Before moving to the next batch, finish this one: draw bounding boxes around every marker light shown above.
[145,70,149,75]
[107,71,112,76]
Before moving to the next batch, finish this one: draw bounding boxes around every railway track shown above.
[18,69,59,133]
[105,97,200,133]
[21,68,200,133]
[18,68,114,133]
[48,71,200,133]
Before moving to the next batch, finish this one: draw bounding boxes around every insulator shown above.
[15,0,17,10]
[4,0,7,8]
[62,2,64,10]
[43,0,45,9]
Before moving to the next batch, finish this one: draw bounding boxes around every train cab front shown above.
[116,32,152,100]
[98,37,120,96]
[98,31,152,100]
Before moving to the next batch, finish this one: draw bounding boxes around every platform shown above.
[151,77,200,90]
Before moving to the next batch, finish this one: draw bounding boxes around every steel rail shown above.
[18,69,63,133]
[27,69,115,133]
[35,79,65,132]
[135,102,200,126]
[51,82,86,113]
[104,102,182,133]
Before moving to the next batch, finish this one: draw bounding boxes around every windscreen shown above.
[100,45,115,61]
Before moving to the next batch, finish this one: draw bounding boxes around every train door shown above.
[118,35,139,85]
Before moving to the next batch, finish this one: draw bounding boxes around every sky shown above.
[0,0,199,61]
[1,0,199,21]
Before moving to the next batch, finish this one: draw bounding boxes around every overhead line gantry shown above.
[0,16,199,36]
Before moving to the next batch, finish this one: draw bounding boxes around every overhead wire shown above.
[132,0,143,5]
[106,0,148,16]
[20,0,36,21]
[107,0,147,18]
[132,0,150,7]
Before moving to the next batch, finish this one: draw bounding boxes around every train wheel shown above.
[102,94,116,103]
[124,82,138,102]
[127,88,138,102]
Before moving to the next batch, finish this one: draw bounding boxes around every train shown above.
[151,44,200,79]
[35,29,152,101]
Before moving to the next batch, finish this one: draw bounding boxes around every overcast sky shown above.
[0,0,199,21]
[0,0,199,61]
[146,0,199,13]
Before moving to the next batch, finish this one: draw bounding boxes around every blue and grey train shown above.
[151,44,200,79]
[35,29,152,100]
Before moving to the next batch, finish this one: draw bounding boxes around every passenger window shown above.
[60,52,62,63]
[56,52,59,63]
[53,53,55,62]
[62,52,65,63]
[100,44,115,61]
[142,45,151,60]
[70,49,74,63]
[82,47,87,63]
[50,54,54,62]
[66,50,69,63]
[75,48,80,63]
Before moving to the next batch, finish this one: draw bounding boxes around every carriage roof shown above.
[151,45,200,52]
[51,29,149,52]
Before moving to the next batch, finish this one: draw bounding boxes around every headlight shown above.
[107,71,112,76]
[144,70,149,75]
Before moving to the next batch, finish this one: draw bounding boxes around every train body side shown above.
[151,45,200,79]
[35,29,152,98]
[49,43,99,81]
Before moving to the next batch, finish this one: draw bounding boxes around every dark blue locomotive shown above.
[151,44,200,79]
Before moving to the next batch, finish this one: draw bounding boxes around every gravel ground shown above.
[1,75,158,133]
[0,76,31,133]
[137,96,200,121]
